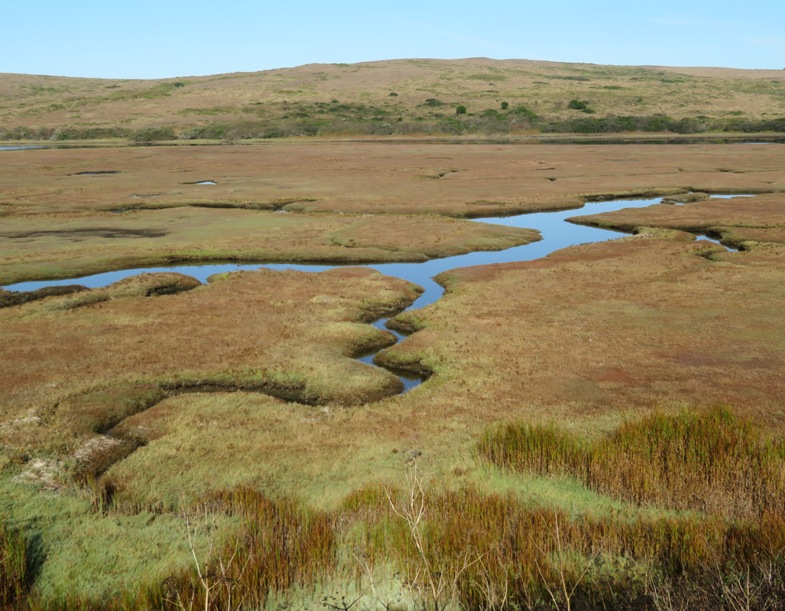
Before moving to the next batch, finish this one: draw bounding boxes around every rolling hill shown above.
[2,58,785,140]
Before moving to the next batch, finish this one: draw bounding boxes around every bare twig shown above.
[385,458,483,611]
[172,498,248,611]
[534,512,601,611]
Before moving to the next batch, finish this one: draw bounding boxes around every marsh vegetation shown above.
[2,140,785,608]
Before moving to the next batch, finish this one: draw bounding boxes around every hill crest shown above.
[1,58,784,140]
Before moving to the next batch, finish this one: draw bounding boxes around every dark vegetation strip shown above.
[3,113,785,143]
[0,285,87,309]
[2,273,200,310]
[0,228,166,239]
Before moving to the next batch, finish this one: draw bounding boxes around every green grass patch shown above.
[0,477,227,607]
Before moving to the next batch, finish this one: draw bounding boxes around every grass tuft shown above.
[0,518,28,607]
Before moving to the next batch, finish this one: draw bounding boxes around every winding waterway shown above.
[3,194,748,392]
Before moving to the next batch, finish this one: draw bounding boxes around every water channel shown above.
[3,194,749,392]
[0,145,46,151]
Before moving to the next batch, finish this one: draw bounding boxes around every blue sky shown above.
[4,1,785,78]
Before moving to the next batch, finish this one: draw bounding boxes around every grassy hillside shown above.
[2,58,785,140]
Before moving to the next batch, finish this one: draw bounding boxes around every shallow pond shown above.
[2,194,750,392]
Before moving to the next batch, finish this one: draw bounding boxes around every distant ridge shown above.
[2,58,784,140]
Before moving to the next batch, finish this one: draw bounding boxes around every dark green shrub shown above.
[641,114,672,132]
[455,105,467,115]
[130,126,176,143]
[500,101,509,110]
[53,126,130,140]
[260,126,286,138]
[568,98,589,110]
[181,123,229,139]
[439,117,468,134]
[512,104,538,122]
[671,117,703,134]
[765,117,785,132]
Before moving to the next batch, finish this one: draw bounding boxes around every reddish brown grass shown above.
[1,144,782,221]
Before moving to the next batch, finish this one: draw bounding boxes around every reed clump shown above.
[479,407,785,518]
[142,488,337,610]
[0,519,28,607]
